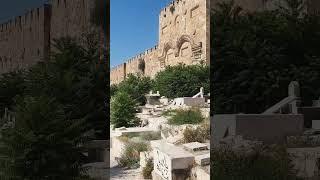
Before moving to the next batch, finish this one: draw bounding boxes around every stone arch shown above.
[176,35,195,56]
[159,42,175,59]
[158,42,176,67]
[179,41,192,59]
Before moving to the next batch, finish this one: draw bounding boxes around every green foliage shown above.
[111,91,140,128]
[142,158,153,179]
[23,36,108,139]
[212,0,320,114]
[0,34,108,178]
[168,108,204,125]
[118,142,150,168]
[183,122,210,143]
[0,96,89,179]
[153,64,209,98]
[211,145,299,180]
[140,132,162,141]
[110,84,118,97]
[0,71,25,116]
[117,74,153,105]
[161,109,176,116]
[118,132,161,143]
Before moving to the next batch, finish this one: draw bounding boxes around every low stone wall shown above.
[212,114,304,145]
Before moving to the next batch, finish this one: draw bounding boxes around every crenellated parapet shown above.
[0,4,51,74]
[0,0,101,75]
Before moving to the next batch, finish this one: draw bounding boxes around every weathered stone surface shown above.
[194,153,210,166]
[151,140,194,180]
[183,142,208,152]
[169,97,206,108]
[140,151,153,171]
[0,0,100,74]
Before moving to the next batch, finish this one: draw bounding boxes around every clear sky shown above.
[0,0,48,23]
[110,0,172,68]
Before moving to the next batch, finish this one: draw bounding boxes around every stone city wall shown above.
[50,0,94,41]
[0,5,51,73]
[0,0,96,74]
[110,0,210,84]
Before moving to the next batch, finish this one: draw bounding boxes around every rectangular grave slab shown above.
[195,153,210,166]
[183,142,208,152]
[152,140,194,180]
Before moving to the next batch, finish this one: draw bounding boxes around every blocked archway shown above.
[176,35,195,56]
[159,42,175,67]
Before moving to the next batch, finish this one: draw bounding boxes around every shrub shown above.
[0,96,88,179]
[0,70,25,116]
[142,158,154,179]
[183,122,210,143]
[110,84,118,97]
[168,108,204,125]
[118,132,161,142]
[161,109,175,116]
[140,131,162,141]
[118,142,150,168]
[212,1,320,114]
[111,91,140,128]
[117,74,153,105]
[153,64,209,98]
[211,145,299,180]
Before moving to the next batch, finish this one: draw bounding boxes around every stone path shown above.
[109,146,143,180]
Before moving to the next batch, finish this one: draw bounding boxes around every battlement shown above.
[160,0,183,15]
[125,44,158,64]
[0,4,50,33]
[160,0,186,18]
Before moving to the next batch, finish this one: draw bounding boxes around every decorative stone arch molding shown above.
[176,34,195,56]
[158,41,175,67]
[158,35,202,67]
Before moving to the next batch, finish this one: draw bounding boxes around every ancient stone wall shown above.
[0,5,51,74]
[50,0,94,41]
[0,0,98,74]
[110,0,210,84]
[110,63,126,85]
[158,0,209,67]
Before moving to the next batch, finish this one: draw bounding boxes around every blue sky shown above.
[0,0,48,23]
[111,0,172,68]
